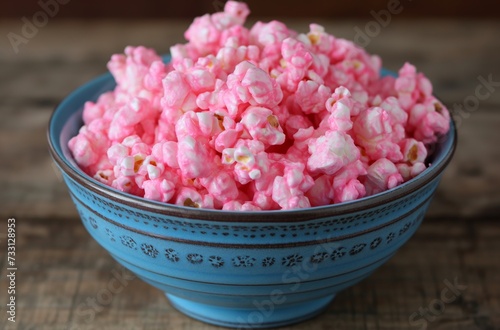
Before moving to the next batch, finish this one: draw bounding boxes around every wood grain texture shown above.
[1,218,499,329]
[0,19,499,329]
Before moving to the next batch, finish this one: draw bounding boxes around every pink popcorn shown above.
[144,61,168,93]
[82,99,106,125]
[275,38,313,92]
[365,158,404,195]
[175,111,223,141]
[105,136,153,187]
[94,169,115,186]
[69,2,450,210]
[221,1,251,26]
[397,162,427,181]
[250,20,294,49]
[184,14,222,56]
[250,20,295,71]
[222,143,269,185]
[285,125,324,163]
[142,178,176,203]
[129,140,151,157]
[122,134,143,148]
[223,61,283,116]
[310,54,330,81]
[107,143,129,165]
[284,114,313,140]
[111,176,136,193]
[353,107,404,162]
[170,43,199,65]
[152,141,179,169]
[339,180,366,202]
[304,24,335,56]
[177,136,216,179]
[183,1,250,56]
[395,62,433,111]
[216,45,260,74]
[321,86,355,132]
[271,161,314,210]
[85,119,111,143]
[332,160,367,203]
[367,75,396,101]
[185,66,216,94]
[252,190,278,210]
[283,161,314,192]
[68,130,100,168]
[411,162,427,177]
[235,138,267,154]
[250,157,284,207]
[379,96,408,126]
[307,131,360,175]
[108,46,163,96]
[408,100,450,143]
[394,63,450,144]
[136,155,164,180]
[108,97,157,142]
[326,38,380,85]
[175,187,214,209]
[199,171,239,205]
[399,138,427,164]
[118,154,146,177]
[219,25,250,49]
[305,175,334,207]
[155,108,180,142]
[222,200,261,211]
[214,125,242,152]
[161,71,197,112]
[294,80,331,114]
[196,78,227,110]
[240,106,286,146]
[68,123,111,169]
[272,176,311,210]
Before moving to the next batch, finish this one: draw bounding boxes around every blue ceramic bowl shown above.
[48,66,456,328]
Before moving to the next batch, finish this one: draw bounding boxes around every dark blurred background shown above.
[3,0,500,19]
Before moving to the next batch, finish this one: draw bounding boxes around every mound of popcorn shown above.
[69,1,450,210]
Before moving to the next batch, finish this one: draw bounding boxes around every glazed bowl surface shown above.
[48,66,456,329]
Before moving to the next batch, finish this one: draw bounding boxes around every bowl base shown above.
[166,293,335,329]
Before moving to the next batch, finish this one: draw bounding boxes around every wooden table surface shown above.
[0,18,499,330]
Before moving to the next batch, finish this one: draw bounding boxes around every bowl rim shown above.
[47,68,457,222]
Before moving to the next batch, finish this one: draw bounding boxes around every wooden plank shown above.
[1,217,499,329]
